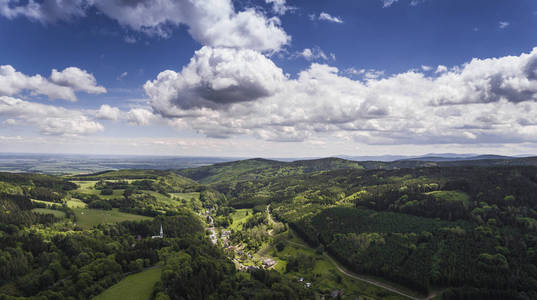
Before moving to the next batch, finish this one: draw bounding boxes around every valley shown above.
[0,157,536,299]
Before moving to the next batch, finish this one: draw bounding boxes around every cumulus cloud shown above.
[0,65,106,101]
[94,0,290,51]
[0,96,103,135]
[49,67,106,94]
[95,104,121,121]
[126,108,156,126]
[145,47,537,144]
[145,46,286,113]
[316,12,343,23]
[0,0,290,52]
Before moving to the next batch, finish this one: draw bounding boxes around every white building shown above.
[152,224,164,239]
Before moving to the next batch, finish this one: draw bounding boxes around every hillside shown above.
[205,164,537,298]
[177,157,363,184]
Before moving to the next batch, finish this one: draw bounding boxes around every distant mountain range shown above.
[335,153,531,162]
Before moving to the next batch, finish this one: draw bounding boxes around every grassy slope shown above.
[66,198,87,208]
[73,208,152,229]
[92,268,161,300]
[228,209,252,231]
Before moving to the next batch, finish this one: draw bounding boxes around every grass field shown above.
[31,199,59,206]
[71,180,98,190]
[31,208,66,218]
[93,267,161,300]
[170,192,200,202]
[229,209,252,231]
[66,198,88,208]
[73,208,152,228]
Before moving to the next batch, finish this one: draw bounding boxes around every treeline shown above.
[0,194,65,227]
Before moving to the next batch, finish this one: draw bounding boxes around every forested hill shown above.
[176,157,363,184]
[202,164,537,299]
[176,156,537,184]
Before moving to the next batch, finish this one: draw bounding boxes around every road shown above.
[267,208,441,300]
[322,252,420,300]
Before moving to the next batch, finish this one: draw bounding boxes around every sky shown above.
[1,0,537,157]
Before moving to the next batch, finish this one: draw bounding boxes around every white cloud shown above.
[0,0,87,23]
[317,12,343,23]
[421,65,432,71]
[126,108,156,126]
[0,96,103,135]
[124,36,136,44]
[265,0,293,15]
[49,67,106,94]
[2,118,16,126]
[95,104,121,121]
[145,46,286,113]
[381,0,399,7]
[381,0,427,8]
[410,0,427,6]
[499,21,510,29]
[0,65,106,101]
[1,0,290,52]
[145,47,537,145]
[364,70,385,80]
[299,47,334,61]
[117,72,128,81]
[435,65,448,73]
[94,0,290,52]
[343,68,366,76]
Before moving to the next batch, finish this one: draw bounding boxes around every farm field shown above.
[92,267,162,300]
[73,208,152,228]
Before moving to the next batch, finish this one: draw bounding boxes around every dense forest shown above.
[1,158,537,299]
[181,161,537,299]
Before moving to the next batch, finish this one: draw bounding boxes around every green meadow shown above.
[228,208,252,230]
[92,267,162,300]
[73,208,152,229]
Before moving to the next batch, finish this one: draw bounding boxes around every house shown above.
[262,258,276,268]
[152,224,164,239]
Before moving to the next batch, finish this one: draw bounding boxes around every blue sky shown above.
[1,0,537,157]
